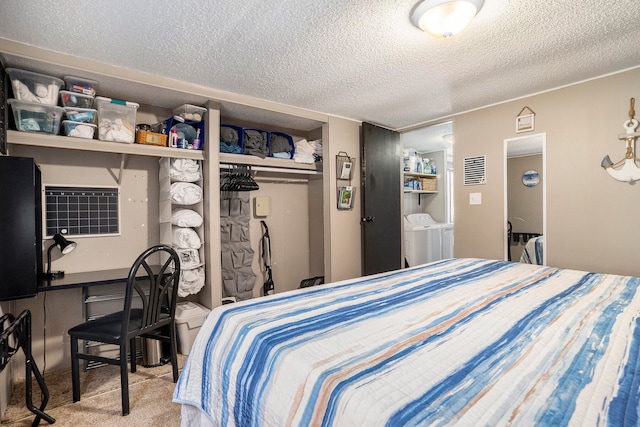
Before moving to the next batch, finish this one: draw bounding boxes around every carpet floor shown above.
[1,355,187,426]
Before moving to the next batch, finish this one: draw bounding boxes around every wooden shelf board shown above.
[404,171,437,178]
[219,153,322,173]
[7,130,205,160]
[403,190,438,194]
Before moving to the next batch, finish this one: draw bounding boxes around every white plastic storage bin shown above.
[175,301,210,354]
[8,99,64,134]
[94,96,139,143]
[6,68,64,106]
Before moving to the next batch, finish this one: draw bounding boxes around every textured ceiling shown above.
[1,0,639,131]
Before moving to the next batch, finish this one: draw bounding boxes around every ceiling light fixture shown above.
[442,133,453,143]
[411,0,484,38]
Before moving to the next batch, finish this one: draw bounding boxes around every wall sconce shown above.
[601,98,640,183]
[43,232,77,280]
[411,0,484,38]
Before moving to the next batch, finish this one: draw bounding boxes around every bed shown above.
[173,258,640,426]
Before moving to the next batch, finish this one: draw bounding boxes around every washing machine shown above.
[404,213,454,267]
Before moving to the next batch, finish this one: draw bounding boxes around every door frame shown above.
[503,132,547,264]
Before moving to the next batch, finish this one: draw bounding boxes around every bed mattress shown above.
[174,258,640,426]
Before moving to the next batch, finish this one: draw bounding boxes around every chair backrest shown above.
[121,245,180,338]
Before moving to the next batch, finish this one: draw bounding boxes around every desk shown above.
[37,266,161,292]
[37,266,163,370]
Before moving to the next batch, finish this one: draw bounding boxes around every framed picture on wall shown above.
[516,113,535,133]
[338,186,355,210]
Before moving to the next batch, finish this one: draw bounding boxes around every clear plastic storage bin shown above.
[63,75,98,97]
[8,99,64,134]
[173,104,206,122]
[6,68,64,106]
[62,120,96,139]
[94,96,139,143]
[59,90,94,108]
[63,107,97,124]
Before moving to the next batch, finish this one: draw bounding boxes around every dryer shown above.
[404,213,453,267]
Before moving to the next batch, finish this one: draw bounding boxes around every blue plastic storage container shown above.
[268,131,295,159]
[164,117,205,150]
[220,124,244,154]
[243,128,269,157]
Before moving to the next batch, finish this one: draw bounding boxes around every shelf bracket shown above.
[109,153,128,185]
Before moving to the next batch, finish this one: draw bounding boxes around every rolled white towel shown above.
[172,209,203,228]
[177,267,205,297]
[170,158,201,182]
[170,182,202,205]
[176,248,201,269]
[172,227,201,249]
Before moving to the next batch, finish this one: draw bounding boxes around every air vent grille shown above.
[463,155,486,185]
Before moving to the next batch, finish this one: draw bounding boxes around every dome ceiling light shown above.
[411,0,484,38]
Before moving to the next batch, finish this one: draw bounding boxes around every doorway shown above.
[503,133,546,265]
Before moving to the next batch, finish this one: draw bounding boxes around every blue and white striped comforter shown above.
[173,258,640,426]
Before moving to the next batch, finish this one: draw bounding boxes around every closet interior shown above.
[1,38,329,312]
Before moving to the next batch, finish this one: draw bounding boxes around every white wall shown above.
[324,116,363,282]
[249,179,311,296]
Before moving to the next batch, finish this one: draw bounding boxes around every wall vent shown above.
[463,155,486,185]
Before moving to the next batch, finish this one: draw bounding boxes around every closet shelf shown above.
[403,190,438,194]
[7,130,205,160]
[219,153,322,174]
[404,171,437,178]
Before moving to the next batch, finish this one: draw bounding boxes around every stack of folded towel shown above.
[167,158,206,297]
[294,138,323,164]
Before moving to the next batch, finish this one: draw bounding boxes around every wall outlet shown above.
[254,196,270,216]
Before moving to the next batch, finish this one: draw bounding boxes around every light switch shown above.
[254,196,270,216]
[469,192,482,205]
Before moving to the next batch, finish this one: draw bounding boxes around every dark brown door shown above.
[361,122,402,275]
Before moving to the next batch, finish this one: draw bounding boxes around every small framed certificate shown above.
[516,113,535,133]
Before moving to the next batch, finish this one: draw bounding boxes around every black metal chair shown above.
[68,245,180,416]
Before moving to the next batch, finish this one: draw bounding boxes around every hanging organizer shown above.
[336,151,355,210]
[219,164,259,301]
[159,158,206,297]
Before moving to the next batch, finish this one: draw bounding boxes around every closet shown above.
[0,38,357,317]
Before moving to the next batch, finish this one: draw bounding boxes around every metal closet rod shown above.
[219,163,321,176]
[254,176,308,184]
